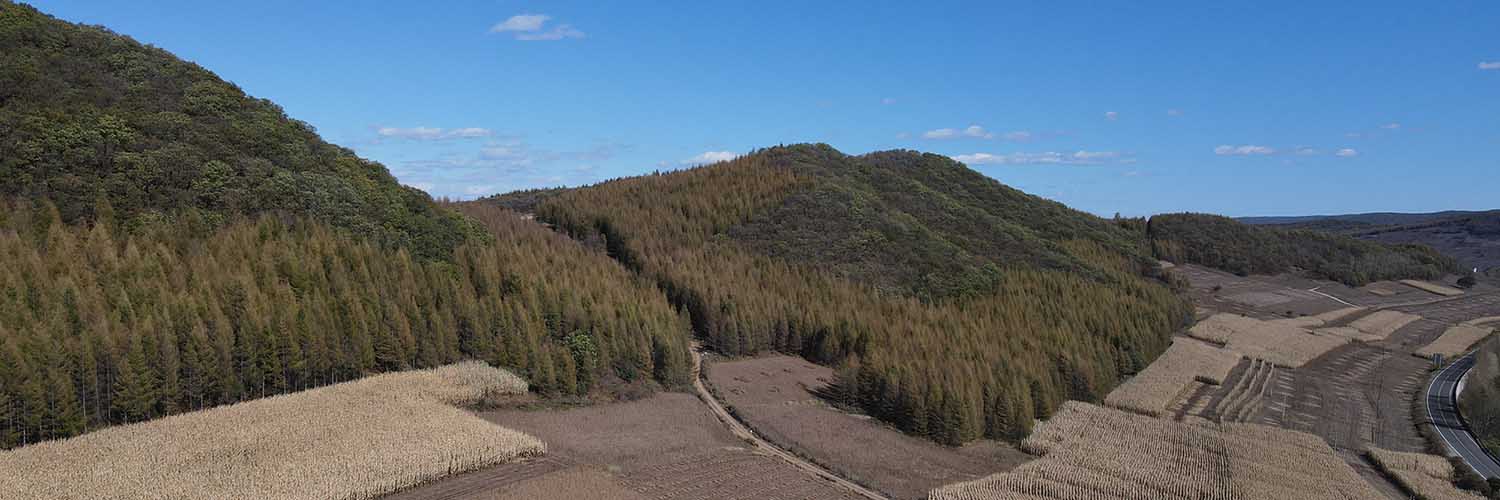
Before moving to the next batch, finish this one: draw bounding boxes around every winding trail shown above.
[690,343,890,500]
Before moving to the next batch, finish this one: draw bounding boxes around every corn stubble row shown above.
[1417,325,1495,360]
[930,402,1383,500]
[1367,448,1484,500]
[0,362,543,500]
[1103,339,1241,417]
[1188,313,1349,368]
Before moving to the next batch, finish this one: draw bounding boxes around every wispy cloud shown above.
[881,97,897,105]
[392,139,626,199]
[1335,148,1359,158]
[920,125,1035,142]
[1480,61,1500,70]
[1380,123,1401,130]
[1214,145,1276,156]
[376,126,494,141]
[1166,109,1184,117]
[489,13,585,41]
[681,151,737,166]
[952,151,1128,166]
[1104,111,1119,121]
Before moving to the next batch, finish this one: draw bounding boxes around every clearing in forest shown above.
[0,362,543,500]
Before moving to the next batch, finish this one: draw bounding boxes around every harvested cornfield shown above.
[1367,448,1484,500]
[0,362,544,500]
[1188,313,1348,368]
[1104,339,1241,417]
[930,402,1384,500]
[1416,325,1494,360]
[1315,306,1368,324]
[1348,310,1423,339]
[1212,359,1275,423]
[1402,280,1466,297]
[931,402,1383,500]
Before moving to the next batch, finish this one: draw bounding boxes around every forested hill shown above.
[497,144,1192,444]
[1148,213,1457,286]
[0,1,476,261]
[0,2,694,450]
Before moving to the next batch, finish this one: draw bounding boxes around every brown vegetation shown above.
[1187,313,1348,367]
[1103,339,1241,417]
[0,362,542,500]
[1367,448,1484,500]
[929,402,1385,500]
[1416,325,1493,360]
[1402,280,1467,297]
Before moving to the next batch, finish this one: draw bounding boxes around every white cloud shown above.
[682,151,737,165]
[1336,148,1359,157]
[1293,146,1319,156]
[922,128,959,139]
[1214,145,1276,156]
[962,125,993,139]
[881,97,897,105]
[920,125,1033,141]
[489,13,584,41]
[463,185,497,196]
[491,14,550,33]
[1480,61,1500,70]
[952,151,1126,166]
[1104,111,1119,121]
[1381,123,1401,130]
[376,127,494,141]
[895,132,911,139]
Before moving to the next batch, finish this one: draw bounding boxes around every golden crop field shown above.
[1348,310,1423,339]
[1367,448,1484,500]
[0,362,543,500]
[930,402,1383,500]
[1188,313,1348,368]
[1416,325,1494,360]
[1104,339,1241,417]
[1401,280,1466,297]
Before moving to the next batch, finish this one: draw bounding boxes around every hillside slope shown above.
[506,144,1191,444]
[0,0,476,260]
[1245,210,1500,278]
[0,2,693,449]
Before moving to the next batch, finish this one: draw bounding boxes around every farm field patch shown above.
[0,363,542,500]
[929,402,1386,500]
[704,354,1028,500]
[1104,338,1241,417]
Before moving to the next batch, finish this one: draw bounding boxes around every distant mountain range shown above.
[1241,210,1500,276]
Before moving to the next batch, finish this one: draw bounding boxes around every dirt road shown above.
[690,344,891,500]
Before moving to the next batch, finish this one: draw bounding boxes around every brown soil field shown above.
[390,392,862,500]
[704,354,1029,500]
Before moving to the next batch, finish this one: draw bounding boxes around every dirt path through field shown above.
[690,343,891,500]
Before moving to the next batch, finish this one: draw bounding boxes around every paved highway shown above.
[1426,351,1500,478]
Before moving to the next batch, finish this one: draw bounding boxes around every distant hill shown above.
[496,144,1191,444]
[1149,213,1457,286]
[1240,210,1500,278]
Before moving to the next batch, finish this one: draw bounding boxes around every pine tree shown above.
[112,336,160,423]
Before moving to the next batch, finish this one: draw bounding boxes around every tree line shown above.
[0,199,692,448]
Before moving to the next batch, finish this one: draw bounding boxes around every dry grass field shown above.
[1367,448,1485,500]
[1104,339,1241,417]
[0,362,543,500]
[1416,324,1494,360]
[705,354,1029,500]
[929,402,1385,500]
[1402,280,1467,297]
[1188,313,1349,367]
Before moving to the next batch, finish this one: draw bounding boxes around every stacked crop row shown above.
[1416,325,1495,360]
[1188,314,1348,368]
[1212,359,1275,423]
[1401,280,1466,297]
[0,362,544,500]
[931,402,1382,500]
[1104,339,1242,417]
[1367,448,1484,500]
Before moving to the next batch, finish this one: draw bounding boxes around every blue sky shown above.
[30,1,1500,217]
